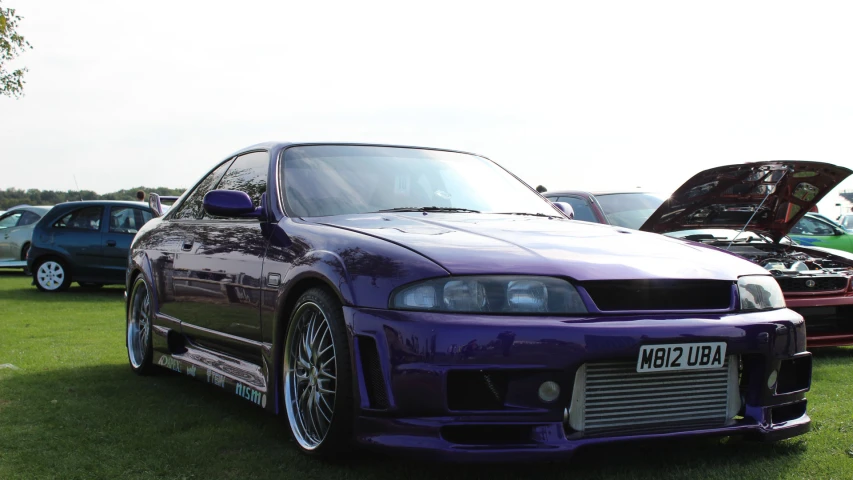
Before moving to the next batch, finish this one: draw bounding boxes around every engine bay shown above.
[720,244,852,277]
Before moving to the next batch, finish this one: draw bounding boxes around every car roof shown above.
[227,141,484,159]
[52,200,151,209]
[5,205,53,213]
[544,190,658,197]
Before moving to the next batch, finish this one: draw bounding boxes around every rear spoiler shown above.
[148,194,180,217]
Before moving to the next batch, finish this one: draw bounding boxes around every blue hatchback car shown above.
[28,200,155,291]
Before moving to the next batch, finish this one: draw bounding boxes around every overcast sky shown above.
[1,0,852,216]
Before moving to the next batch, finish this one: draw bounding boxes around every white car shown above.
[0,205,53,270]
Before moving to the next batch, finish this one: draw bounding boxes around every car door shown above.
[171,151,270,360]
[7,210,41,262]
[101,206,154,283]
[160,158,235,320]
[0,211,23,261]
[789,215,853,252]
[49,205,106,277]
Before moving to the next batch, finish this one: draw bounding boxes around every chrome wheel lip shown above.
[284,301,338,451]
[36,261,64,291]
[127,279,151,369]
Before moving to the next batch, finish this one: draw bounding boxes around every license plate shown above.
[636,342,727,372]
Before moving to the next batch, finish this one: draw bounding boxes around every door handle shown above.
[181,238,194,251]
[106,240,117,247]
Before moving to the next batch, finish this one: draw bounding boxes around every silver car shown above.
[0,205,52,270]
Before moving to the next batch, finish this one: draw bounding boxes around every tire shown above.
[33,258,72,292]
[126,275,155,375]
[21,244,31,275]
[78,282,104,288]
[283,288,354,456]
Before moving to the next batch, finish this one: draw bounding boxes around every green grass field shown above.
[1,271,852,479]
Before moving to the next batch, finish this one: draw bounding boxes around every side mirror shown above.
[203,190,262,218]
[148,193,164,217]
[552,201,574,219]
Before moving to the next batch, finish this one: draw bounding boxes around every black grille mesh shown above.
[775,276,848,293]
[582,279,733,311]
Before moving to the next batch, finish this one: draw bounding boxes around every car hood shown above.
[639,161,852,242]
[310,213,769,281]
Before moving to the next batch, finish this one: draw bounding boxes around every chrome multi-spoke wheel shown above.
[34,259,70,292]
[283,288,352,455]
[127,276,154,374]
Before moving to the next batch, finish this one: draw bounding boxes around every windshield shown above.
[281,145,558,217]
[595,193,667,229]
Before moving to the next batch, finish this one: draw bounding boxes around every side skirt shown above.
[152,342,275,413]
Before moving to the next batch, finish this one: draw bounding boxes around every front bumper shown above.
[346,307,811,461]
[785,295,853,347]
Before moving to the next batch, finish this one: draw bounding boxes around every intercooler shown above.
[566,356,741,436]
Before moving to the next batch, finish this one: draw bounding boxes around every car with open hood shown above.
[640,161,853,347]
[125,143,811,461]
[547,162,853,347]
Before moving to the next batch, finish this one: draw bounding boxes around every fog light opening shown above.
[538,381,560,402]
[767,369,778,389]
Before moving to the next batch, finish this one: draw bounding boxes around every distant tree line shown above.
[0,187,185,209]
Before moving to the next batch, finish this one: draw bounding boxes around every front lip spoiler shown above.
[353,412,811,462]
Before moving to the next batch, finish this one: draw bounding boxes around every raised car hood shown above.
[640,161,852,242]
[311,213,769,281]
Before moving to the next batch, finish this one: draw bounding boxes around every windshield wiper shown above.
[373,206,481,213]
[493,212,562,219]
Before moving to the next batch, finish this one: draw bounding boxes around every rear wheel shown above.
[21,244,31,275]
[127,275,155,375]
[283,288,353,456]
[34,258,71,292]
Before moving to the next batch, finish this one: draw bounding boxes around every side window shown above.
[18,211,41,226]
[171,160,234,220]
[215,152,268,205]
[206,151,268,218]
[557,196,599,223]
[0,212,22,228]
[792,216,834,236]
[53,207,104,231]
[109,207,154,234]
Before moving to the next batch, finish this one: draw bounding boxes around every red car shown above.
[545,161,853,347]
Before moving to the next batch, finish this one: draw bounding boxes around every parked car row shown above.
[0,201,158,290]
[120,142,828,461]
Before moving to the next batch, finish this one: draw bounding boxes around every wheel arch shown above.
[271,274,347,415]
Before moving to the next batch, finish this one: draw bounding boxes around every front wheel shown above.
[34,258,72,292]
[283,288,354,456]
[127,276,155,375]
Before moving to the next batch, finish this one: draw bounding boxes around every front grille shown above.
[775,276,849,293]
[567,356,739,436]
[581,280,733,311]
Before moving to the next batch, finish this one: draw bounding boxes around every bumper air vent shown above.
[357,336,389,409]
[447,370,508,411]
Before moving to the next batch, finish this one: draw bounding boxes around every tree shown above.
[0,1,32,98]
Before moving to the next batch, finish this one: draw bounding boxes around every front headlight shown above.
[738,275,786,311]
[390,276,588,314]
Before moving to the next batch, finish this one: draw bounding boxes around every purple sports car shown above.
[126,143,811,461]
